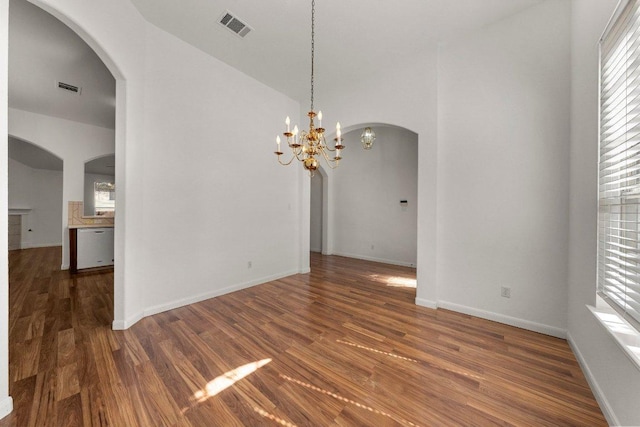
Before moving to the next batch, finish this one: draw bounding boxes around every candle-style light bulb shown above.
[336,122,341,146]
[285,116,290,132]
[276,135,281,152]
[318,111,323,127]
[293,125,299,143]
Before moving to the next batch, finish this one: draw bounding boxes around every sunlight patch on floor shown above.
[369,274,417,288]
[279,374,422,427]
[254,407,298,427]
[336,339,419,363]
[193,358,271,402]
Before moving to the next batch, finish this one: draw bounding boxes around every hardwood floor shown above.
[2,247,606,426]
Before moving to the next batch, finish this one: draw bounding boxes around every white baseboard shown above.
[331,251,416,268]
[23,243,62,249]
[112,310,144,330]
[437,300,567,339]
[566,332,619,427]
[112,269,299,330]
[0,396,13,420]
[415,297,438,309]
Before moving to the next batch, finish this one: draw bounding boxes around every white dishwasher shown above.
[77,227,114,269]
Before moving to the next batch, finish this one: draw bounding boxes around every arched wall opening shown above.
[7,136,63,250]
[14,0,128,326]
[8,135,62,161]
[308,122,418,268]
[26,0,305,334]
[297,49,439,305]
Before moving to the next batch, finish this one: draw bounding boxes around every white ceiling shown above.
[129,0,543,104]
[8,0,116,129]
[6,0,543,129]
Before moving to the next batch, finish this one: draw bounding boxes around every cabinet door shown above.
[77,228,114,269]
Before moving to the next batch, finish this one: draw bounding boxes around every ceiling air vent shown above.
[218,10,252,38]
[56,81,82,95]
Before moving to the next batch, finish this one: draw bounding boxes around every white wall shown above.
[83,172,114,216]
[310,173,322,252]
[8,108,115,268]
[568,0,640,425]
[436,0,571,337]
[8,158,63,247]
[135,19,301,318]
[332,126,418,267]
[0,0,12,419]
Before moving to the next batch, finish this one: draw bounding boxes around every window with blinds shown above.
[599,0,640,327]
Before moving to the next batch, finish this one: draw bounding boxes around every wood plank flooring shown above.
[2,247,606,426]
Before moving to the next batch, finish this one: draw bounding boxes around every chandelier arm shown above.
[318,135,331,151]
[293,148,306,162]
[325,158,339,169]
[319,147,332,163]
[277,154,298,166]
[324,140,344,153]
[324,145,337,152]
[320,146,339,167]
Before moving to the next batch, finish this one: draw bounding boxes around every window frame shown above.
[93,180,115,216]
[596,0,640,331]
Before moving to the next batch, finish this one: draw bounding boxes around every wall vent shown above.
[218,10,252,38]
[57,81,82,95]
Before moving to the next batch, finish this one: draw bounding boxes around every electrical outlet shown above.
[501,286,511,298]
[247,261,252,269]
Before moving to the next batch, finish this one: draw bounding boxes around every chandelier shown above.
[274,0,343,176]
[361,127,376,150]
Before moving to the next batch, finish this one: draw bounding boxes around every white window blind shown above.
[599,0,640,326]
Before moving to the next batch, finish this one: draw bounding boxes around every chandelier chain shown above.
[310,0,315,112]
[274,0,344,177]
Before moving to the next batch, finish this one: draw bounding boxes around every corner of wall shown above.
[415,297,438,309]
[112,310,143,330]
[0,397,13,421]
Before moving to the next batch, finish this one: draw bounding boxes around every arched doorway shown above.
[9,0,129,328]
[311,123,418,268]
[7,136,63,251]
